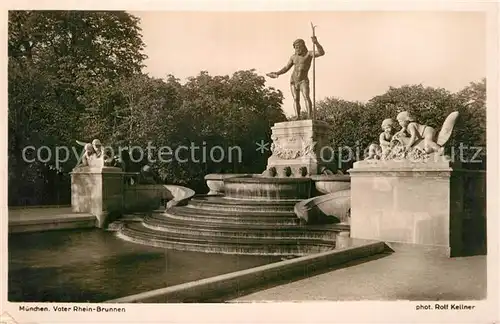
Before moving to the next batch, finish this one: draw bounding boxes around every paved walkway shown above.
[231,249,486,301]
[8,207,95,233]
[9,207,75,222]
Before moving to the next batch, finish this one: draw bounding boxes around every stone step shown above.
[143,215,346,240]
[165,205,296,217]
[147,214,348,231]
[187,196,299,212]
[162,207,300,225]
[118,223,336,256]
[183,204,294,214]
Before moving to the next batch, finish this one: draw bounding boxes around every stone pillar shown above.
[71,166,125,228]
[267,120,333,176]
[348,160,464,257]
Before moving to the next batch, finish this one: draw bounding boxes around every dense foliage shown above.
[8,11,286,205]
[8,11,146,205]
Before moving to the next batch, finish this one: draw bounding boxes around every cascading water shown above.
[223,175,312,201]
[117,175,348,256]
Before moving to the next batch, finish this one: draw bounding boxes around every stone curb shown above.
[105,239,385,303]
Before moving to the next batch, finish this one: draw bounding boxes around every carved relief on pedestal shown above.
[270,133,317,160]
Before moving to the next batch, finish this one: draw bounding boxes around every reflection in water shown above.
[8,229,281,302]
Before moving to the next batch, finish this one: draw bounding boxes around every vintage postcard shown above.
[1,0,499,323]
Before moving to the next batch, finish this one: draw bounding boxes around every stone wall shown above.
[123,184,196,212]
[71,166,124,228]
[123,185,165,212]
[460,169,487,254]
[349,160,467,257]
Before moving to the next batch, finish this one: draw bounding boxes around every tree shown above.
[315,97,367,171]
[80,73,182,145]
[9,11,146,78]
[8,11,147,205]
[453,78,486,145]
[452,78,486,166]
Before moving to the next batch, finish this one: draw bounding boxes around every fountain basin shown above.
[294,189,351,225]
[311,175,351,194]
[204,174,251,195]
[223,175,312,201]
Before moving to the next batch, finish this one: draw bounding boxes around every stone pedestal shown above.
[267,120,333,176]
[348,159,464,257]
[71,166,125,228]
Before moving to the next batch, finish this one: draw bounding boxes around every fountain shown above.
[113,32,357,256]
[117,119,352,256]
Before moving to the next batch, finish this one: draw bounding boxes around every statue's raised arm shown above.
[76,139,89,147]
[310,36,325,57]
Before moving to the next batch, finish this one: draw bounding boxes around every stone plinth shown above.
[348,159,464,257]
[71,166,124,228]
[267,120,333,176]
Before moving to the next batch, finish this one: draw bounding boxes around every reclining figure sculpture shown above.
[366,111,459,162]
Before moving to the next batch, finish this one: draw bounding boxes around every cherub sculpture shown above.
[75,143,96,167]
[75,138,114,168]
[365,111,459,161]
[392,111,459,156]
[366,118,396,160]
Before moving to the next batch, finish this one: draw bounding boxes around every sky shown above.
[130,11,486,117]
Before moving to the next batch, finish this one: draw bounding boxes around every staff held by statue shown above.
[310,22,317,119]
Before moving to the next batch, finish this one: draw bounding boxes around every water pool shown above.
[8,229,282,302]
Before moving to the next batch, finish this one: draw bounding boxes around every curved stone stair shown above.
[119,223,336,255]
[143,213,347,239]
[163,207,299,226]
[186,196,299,212]
[118,195,348,256]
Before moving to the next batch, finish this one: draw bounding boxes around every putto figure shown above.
[267,36,325,119]
[75,138,114,168]
[77,143,96,167]
[364,111,459,162]
[91,139,104,158]
[394,111,446,155]
[379,118,396,157]
[367,118,396,160]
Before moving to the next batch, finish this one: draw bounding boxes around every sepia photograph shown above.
[2,2,499,324]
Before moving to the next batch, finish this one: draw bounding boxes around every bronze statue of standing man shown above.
[267,35,325,119]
